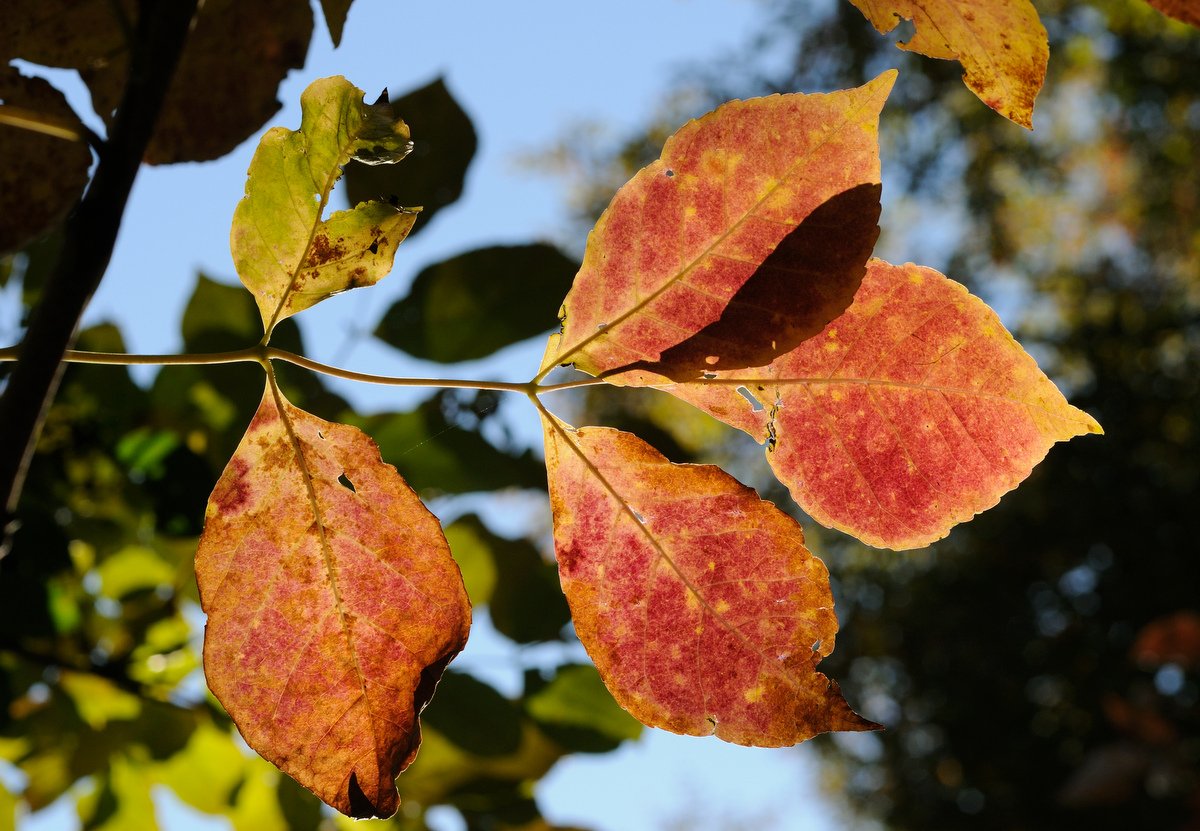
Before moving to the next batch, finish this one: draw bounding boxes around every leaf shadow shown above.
[608,182,881,381]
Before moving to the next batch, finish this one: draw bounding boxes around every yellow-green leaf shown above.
[846,0,1048,128]
[231,76,418,334]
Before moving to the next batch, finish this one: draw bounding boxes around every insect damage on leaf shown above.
[539,71,895,380]
[541,415,876,745]
[230,76,419,335]
[196,380,470,818]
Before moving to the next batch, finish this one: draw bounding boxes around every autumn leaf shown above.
[540,415,875,744]
[845,0,1048,128]
[1143,0,1200,27]
[538,72,894,380]
[195,380,470,818]
[1,0,313,164]
[231,76,418,334]
[615,259,1102,550]
[0,67,91,256]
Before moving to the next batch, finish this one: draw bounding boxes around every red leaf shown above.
[613,259,1102,550]
[542,415,876,744]
[539,72,894,379]
[196,382,470,818]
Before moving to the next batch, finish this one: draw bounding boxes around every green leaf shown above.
[342,392,546,495]
[344,77,477,238]
[94,545,176,599]
[444,514,500,606]
[444,513,570,643]
[420,672,522,757]
[319,0,355,46]
[231,76,418,333]
[375,244,580,362]
[524,664,643,753]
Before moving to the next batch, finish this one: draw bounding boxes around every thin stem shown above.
[0,345,265,367]
[0,105,86,143]
[533,376,609,393]
[265,348,536,394]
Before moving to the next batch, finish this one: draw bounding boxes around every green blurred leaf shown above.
[115,429,180,478]
[80,755,156,831]
[0,67,91,256]
[344,77,477,238]
[95,546,175,599]
[445,514,500,606]
[319,0,354,46]
[232,75,417,331]
[524,664,642,753]
[421,671,522,757]
[276,772,324,830]
[157,722,247,815]
[0,780,15,831]
[375,244,578,362]
[228,762,290,831]
[59,674,142,730]
[457,518,569,644]
[344,392,545,495]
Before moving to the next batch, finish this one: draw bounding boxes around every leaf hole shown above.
[338,473,357,493]
[597,322,608,330]
[317,430,326,440]
[812,640,822,652]
[631,509,645,524]
[706,715,717,727]
[368,239,379,255]
[665,168,675,178]
[736,386,764,411]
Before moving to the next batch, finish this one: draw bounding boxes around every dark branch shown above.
[0,0,199,559]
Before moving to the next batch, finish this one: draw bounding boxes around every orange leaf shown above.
[538,72,894,380]
[614,259,1102,550]
[1143,0,1200,26]
[541,415,875,745]
[195,381,470,818]
[846,0,1048,128]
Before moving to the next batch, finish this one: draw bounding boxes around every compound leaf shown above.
[541,416,875,745]
[231,76,417,334]
[539,72,894,379]
[846,0,1048,128]
[619,259,1102,550]
[196,381,470,818]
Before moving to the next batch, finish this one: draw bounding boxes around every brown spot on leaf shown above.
[305,233,348,266]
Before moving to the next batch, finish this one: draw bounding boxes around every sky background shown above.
[5,1,871,827]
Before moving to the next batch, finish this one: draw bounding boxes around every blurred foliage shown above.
[375,244,579,363]
[344,76,478,239]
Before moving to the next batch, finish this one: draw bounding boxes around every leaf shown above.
[375,244,580,363]
[1143,0,1200,26]
[523,664,643,753]
[344,77,478,238]
[195,381,471,818]
[540,417,875,745]
[618,259,1103,550]
[419,671,523,757]
[441,514,570,644]
[231,76,418,334]
[539,73,894,380]
[0,67,91,256]
[845,0,1048,128]
[320,0,355,46]
[342,392,547,495]
[2,0,313,164]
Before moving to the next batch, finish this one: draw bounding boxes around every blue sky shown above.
[7,1,859,828]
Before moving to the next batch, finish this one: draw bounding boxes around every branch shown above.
[0,0,199,559]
